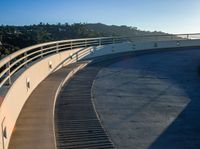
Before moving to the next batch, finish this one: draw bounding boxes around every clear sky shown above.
[1,0,200,34]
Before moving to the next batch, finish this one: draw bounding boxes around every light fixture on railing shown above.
[26,78,30,89]
[49,61,53,69]
[132,43,136,50]
[0,35,2,46]
[70,53,73,59]
[154,42,158,48]
[3,126,7,139]
[112,46,115,52]
[177,41,180,46]
[90,48,94,53]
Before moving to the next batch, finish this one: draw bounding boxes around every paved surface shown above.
[55,61,115,149]
[9,62,88,149]
[92,49,200,149]
[8,53,129,149]
[8,48,200,149]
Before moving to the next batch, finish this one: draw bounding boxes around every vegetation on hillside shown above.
[0,23,167,59]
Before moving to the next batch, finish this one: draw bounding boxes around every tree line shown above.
[0,23,167,59]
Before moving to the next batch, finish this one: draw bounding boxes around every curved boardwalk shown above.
[93,48,200,149]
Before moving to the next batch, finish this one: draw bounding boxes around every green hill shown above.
[0,23,168,59]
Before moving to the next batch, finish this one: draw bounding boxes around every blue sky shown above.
[0,0,200,34]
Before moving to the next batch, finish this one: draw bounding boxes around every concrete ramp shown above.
[8,62,89,149]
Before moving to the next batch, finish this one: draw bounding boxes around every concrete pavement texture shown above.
[92,49,200,149]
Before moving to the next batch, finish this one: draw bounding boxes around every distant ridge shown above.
[0,23,168,58]
[85,23,166,36]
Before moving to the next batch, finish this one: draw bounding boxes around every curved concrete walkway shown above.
[92,48,200,149]
[8,62,88,149]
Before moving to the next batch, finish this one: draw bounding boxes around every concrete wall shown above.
[0,39,200,149]
[134,39,200,51]
[0,47,91,149]
[84,39,200,59]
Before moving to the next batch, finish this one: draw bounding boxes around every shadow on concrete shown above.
[114,49,200,149]
[145,49,200,149]
[95,48,200,149]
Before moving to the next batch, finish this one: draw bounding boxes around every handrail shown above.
[1,33,200,89]
[0,37,111,68]
[0,36,128,89]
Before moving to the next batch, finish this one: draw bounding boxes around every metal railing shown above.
[0,36,129,89]
[1,33,200,90]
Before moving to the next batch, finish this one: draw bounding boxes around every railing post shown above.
[85,40,87,47]
[99,38,102,46]
[71,41,73,50]
[76,53,78,61]
[112,38,115,44]
[40,47,43,58]
[56,43,59,53]
[187,34,189,39]
[7,60,11,85]
[155,36,158,42]
[24,52,28,68]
